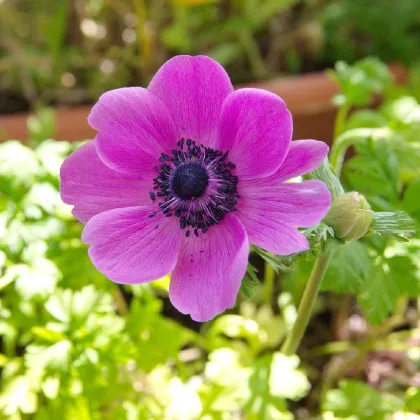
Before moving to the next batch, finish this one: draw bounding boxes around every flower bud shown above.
[325,192,374,241]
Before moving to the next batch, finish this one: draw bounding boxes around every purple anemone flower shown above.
[60,55,331,322]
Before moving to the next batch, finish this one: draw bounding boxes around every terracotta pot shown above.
[0,64,407,145]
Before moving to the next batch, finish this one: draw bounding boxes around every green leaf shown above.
[135,318,186,372]
[161,22,191,51]
[244,354,287,420]
[208,43,243,67]
[71,286,113,322]
[31,327,66,343]
[322,380,404,419]
[403,177,420,219]
[41,376,60,400]
[126,298,187,372]
[0,141,42,194]
[58,397,91,420]
[323,241,418,324]
[0,353,8,367]
[35,140,72,178]
[244,353,308,419]
[346,140,400,204]
[391,126,420,181]
[17,260,60,299]
[86,313,125,347]
[252,246,295,272]
[204,348,250,412]
[164,377,203,419]
[405,387,420,412]
[372,211,416,242]
[345,109,388,130]
[24,182,67,216]
[27,107,56,144]
[0,322,17,357]
[240,264,260,297]
[0,376,38,416]
[381,96,420,125]
[307,158,345,199]
[268,353,310,400]
[25,340,72,374]
[358,266,397,324]
[3,259,60,299]
[209,314,260,343]
[329,58,392,107]
[305,222,335,247]
[0,266,18,291]
[322,241,372,293]
[356,253,420,325]
[210,303,286,350]
[386,255,420,298]
[45,286,113,327]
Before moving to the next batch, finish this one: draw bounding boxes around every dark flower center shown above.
[149,138,239,237]
[171,162,209,200]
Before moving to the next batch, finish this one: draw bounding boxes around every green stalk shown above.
[263,262,275,304]
[281,243,336,356]
[333,104,350,139]
[329,127,392,176]
[112,287,128,315]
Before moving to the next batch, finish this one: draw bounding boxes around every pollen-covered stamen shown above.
[149,138,239,236]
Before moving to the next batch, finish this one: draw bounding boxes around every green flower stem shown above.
[329,127,393,176]
[112,286,128,316]
[333,104,350,139]
[263,262,275,304]
[281,243,336,356]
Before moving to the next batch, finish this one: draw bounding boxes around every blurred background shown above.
[2,0,420,114]
[1,1,420,419]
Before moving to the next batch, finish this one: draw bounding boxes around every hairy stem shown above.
[281,243,336,356]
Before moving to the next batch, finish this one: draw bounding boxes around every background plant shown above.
[2,0,420,114]
[1,57,420,418]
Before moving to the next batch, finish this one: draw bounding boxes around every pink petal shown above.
[82,207,181,284]
[238,180,331,255]
[169,214,249,322]
[248,222,309,256]
[217,88,292,180]
[271,140,329,183]
[60,140,153,223]
[88,88,178,178]
[148,55,233,148]
[237,140,329,188]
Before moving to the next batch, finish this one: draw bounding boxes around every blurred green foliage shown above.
[322,0,420,66]
[2,0,420,113]
[288,58,420,324]
[1,56,420,418]
[0,134,309,417]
